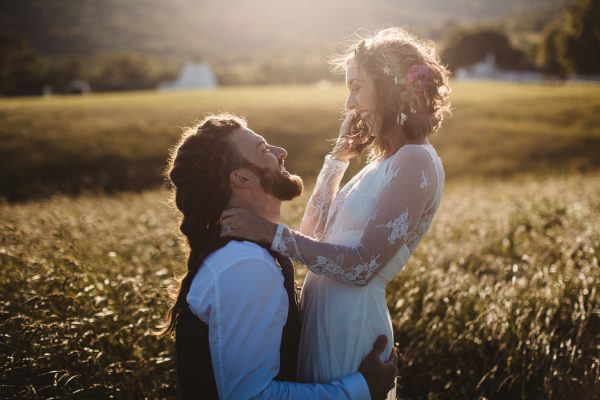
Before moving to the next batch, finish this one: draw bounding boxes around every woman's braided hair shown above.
[333,27,452,160]
[161,113,247,335]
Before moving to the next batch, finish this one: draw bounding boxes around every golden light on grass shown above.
[1,81,599,398]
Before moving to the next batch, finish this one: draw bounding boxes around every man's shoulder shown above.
[195,241,280,286]
[204,240,276,271]
[188,241,283,322]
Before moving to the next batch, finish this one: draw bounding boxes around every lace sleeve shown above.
[299,155,349,239]
[272,146,438,286]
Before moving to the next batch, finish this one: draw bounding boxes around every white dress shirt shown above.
[187,240,371,400]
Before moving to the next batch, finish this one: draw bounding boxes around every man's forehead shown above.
[232,127,265,146]
[247,129,266,144]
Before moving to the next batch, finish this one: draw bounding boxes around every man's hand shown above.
[359,335,398,400]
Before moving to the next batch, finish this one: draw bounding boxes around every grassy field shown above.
[1,81,599,200]
[1,81,599,399]
[1,175,598,399]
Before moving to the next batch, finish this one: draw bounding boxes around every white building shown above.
[455,53,545,82]
[158,63,217,91]
[455,54,499,80]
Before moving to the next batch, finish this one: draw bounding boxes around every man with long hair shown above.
[163,113,397,399]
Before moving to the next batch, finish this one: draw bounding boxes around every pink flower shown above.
[406,64,432,85]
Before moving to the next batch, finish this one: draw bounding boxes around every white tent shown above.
[455,53,546,82]
[158,63,217,91]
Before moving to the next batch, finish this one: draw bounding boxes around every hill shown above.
[0,0,569,60]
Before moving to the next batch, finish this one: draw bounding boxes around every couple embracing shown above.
[162,27,451,399]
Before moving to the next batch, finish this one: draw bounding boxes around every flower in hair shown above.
[406,64,433,93]
[383,65,404,86]
[396,112,408,126]
[402,63,435,113]
[406,64,433,84]
[354,40,367,58]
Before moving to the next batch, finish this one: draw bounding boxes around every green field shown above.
[1,82,599,200]
[1,82,600,399]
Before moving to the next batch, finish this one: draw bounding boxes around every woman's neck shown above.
[384,130,429,157]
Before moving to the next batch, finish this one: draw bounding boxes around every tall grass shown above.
[1,174,598,399]
[390,175,600,399]
[1,81,599,398]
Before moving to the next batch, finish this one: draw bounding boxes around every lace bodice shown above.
[272,144,444,286]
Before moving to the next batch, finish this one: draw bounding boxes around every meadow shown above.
[1,81,599,399]
[1,82,599,199]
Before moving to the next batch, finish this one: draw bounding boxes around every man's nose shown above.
[273,146,287,160]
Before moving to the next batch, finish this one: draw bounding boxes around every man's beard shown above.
[243,161,303,201]
[260,168,304,201]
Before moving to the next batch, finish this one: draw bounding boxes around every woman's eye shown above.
[263,147,270,153]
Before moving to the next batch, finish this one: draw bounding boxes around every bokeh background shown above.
[1,0,599,399]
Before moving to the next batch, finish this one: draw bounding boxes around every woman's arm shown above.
[272,146,438,286]
[299,155,349,239]
[299,112,361,238]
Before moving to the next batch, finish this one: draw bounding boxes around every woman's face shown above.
[345,56,375,113]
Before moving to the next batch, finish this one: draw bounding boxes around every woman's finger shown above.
[221,211,245,226]
[220,221,236,237]
[220,213,237,223]
[339,111,356,138]
[220,214,236,227]
[222,218,242,232]
[219,208,241,220]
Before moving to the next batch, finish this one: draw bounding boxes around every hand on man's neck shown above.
[228,191,282,224]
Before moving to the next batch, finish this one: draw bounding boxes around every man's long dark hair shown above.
[161,113,246,335]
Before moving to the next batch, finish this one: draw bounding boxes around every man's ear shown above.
[229,168,257,188]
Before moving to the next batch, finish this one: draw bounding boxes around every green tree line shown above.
[0,32,179,96]
[1,0,598,96]
[440,0,600,76]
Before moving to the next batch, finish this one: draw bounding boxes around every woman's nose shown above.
[346,95,356,111]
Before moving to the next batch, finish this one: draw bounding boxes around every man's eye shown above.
[263,147,270,153]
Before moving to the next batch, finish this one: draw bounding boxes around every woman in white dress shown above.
[220,27,451,399]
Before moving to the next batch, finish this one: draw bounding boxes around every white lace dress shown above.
[270,144,445,398]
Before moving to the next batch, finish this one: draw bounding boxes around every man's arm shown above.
[191,257,371,400]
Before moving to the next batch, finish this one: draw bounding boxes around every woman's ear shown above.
[229,169,257,188]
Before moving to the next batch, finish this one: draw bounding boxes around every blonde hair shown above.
[333,27,452,160]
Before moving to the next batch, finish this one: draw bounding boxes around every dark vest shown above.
[176,249,300,400]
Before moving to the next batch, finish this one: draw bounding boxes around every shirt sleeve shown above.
[190,257,370,400]
[271,145,438,286]
[299,155,349,239]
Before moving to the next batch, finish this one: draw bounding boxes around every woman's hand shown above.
[330,112,359,162]
[220,208,279,244]
[331,111,370,162]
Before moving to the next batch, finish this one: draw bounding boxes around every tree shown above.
[540,0,600,75]
[0,32,48,96]
[539,22,569,76]
[441,28,533,72]
[564,0,600,74]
